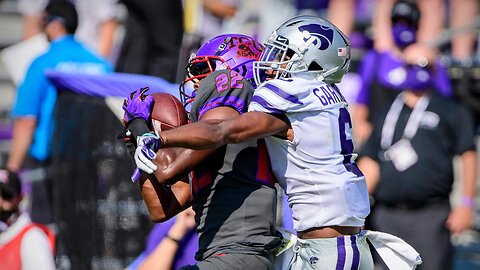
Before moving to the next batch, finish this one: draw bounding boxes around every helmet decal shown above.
[299,24,334,50]
[215,36,231,56]
[237,42,261,60]
[214,36,263,60]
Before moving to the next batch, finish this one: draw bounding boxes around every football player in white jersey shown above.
[133,15,421,270]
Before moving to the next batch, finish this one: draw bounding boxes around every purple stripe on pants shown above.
[336,237,346,270]
[351,235,360,270]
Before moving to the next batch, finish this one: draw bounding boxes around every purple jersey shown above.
[189,69,281,260]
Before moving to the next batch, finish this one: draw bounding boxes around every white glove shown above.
[134,133,159,174]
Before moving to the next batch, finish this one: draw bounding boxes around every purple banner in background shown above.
[46,70,180,99]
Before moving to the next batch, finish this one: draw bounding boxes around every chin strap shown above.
[321,67,339,81]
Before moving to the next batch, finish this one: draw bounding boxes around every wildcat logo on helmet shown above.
[236,40,261,60]
[299,24,334,50]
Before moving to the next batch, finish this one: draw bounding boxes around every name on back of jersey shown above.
[312,84,345,106]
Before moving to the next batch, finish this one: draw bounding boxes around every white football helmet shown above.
[253,15,351,85]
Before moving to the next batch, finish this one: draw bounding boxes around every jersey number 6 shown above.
[338,108,363,177]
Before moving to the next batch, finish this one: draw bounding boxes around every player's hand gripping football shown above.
[122,87,158,182]
[134,133,160,175]
[122,87,154,126]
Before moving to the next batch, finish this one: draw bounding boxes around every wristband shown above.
[166,234,181,244]
[128,118,151,138]
[461,197,474,208]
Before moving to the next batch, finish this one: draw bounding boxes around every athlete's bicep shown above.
[160,107,290,148]
[200,105,241,121]
[153,106,236,183]
[153,146,214,185]
[220,111,290,143]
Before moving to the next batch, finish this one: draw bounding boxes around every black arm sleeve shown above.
[128,118,151,138]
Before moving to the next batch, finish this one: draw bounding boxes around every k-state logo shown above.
[298,24,334,50]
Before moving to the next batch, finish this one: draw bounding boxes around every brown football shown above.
[150,93,188,131]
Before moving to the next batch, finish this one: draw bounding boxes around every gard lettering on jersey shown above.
[313,84,345,106]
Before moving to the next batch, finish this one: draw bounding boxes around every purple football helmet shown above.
[179,34,264,109]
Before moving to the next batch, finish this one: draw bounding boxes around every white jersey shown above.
[248,77,370,232]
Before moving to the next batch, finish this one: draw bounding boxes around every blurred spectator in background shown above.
[6,1,112,225]
[443,0,480,131]
[200,0,239,42]
[257,0,296,42]
[295,0,356,36]
[371,0,478,69]
[0,169,56,270]
[257,0,357,45]
[447,0,478,64]
[372,0,443,53]
[72,0,118,61]
[358,44,477,270]
[353,0,452,147]
[115,0,183,83]
[18,0,119,61]
[130,208,197,270]
[18,0,46,40]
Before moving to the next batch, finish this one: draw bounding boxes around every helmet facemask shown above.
[253,34,306,86]
[179,54,229,112]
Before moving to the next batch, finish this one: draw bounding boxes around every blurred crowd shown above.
[0,0,479,269]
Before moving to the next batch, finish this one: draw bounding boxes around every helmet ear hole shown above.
[286,48,296,58]
[308,61,323,71]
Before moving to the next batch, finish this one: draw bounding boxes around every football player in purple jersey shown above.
[129,15,423,269]
[122,34,281,270]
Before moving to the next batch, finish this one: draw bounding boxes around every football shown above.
[150,93,188,132]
